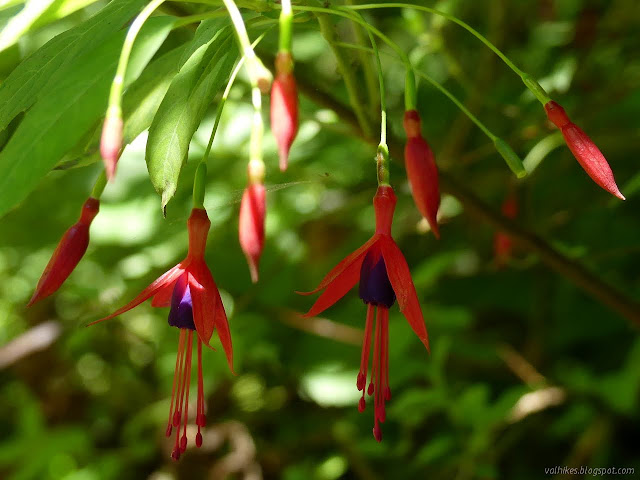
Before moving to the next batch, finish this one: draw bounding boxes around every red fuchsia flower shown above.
[544,101,624,200]
[270,52,298,172]
[494,192,518,267]
[89,208,233,460]
[403,110,441,238]
[239,181,266,283]
[299,185,430,442]
[28,197,99,306]
[100,113,123,181]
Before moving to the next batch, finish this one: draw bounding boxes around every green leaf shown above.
[146,22,237,209]
[0,16,175,218]
[0,0,147,132]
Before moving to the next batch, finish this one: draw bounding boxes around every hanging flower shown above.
[403,110,441,238]
[299,185,429,441]
[28,197,100,306]
[544,101,624,200]
[89,208,233,460]
[239,181,266,283]
[270,51,298,172]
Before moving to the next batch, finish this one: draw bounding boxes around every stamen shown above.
[167,330,186,436]
[180,331,194,453]
[357,305,375,391]
[196,338,205,448]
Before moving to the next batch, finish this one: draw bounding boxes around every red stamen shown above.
[181,331,193,453]
[167,330,186,435]
[357,305,375,391]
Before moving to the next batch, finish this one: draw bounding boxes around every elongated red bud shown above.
[403,110,441,238]
[28,198,100,306]
[239,182,266,283]
[271,52,298,172]
[544,101,624,200]
[100,112,123,182]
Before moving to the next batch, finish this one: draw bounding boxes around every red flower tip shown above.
[271,52,298,172]
[544,101,624,200]
[403,110,441,238]
[239,182,266,283]
[28,197,99,307]
[100,114,123,182]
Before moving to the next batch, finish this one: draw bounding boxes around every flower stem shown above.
[193,163,207,209]
[91,171,107,199]
[340,3,553,104]
[279,0,293,52]
[316,13,373,139]
[222,0,267,182]
[106,0,166,120]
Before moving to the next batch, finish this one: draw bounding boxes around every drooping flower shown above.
[239,181,266,283]
[544,101,624,200]
[403,110,441,238]
[100,112,123,181]
[299,185,429,442]
[28,197,100,306]
[270,51,298,171]
[89,207,233,460]
[494,191,518,267]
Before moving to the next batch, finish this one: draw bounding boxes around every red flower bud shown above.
[100,113,123,182]
[544,101,624,200]
[271,52,298,172]
[403,110,441,238]
[239,182,266,283]
[28,197,100,306]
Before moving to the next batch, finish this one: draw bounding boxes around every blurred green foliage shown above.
[0,1,639,479]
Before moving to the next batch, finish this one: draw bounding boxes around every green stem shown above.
[334,40,526,177]
[340,3,553,103]
[193,162,207,209]
[279,0,293,52]
[222,0,270,90]
[316,13,373,139]
[107,0,166,119]
[91,171,107,199]
[341,3,524,76]
[345,0,379,117]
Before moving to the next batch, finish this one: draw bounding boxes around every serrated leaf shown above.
[146,23,237,209]
[0,16,175,218]
[56,44,187,170]
[0,0,147,132]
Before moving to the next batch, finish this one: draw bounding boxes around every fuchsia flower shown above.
[544,101,624,200]
[299,185,429,442]
[270,52,298,172]
[239,182,266,283]
[90,208,233,460]
[28,197,99,306]
[403,110,441,238]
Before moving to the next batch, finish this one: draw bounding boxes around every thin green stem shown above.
[91,171,107,199]
[341,3,524,77]
[279,0,293,52]
[107,0,166,118]
[202,31,269,166]
[334,41,496,142]
[221,0,269,90]
[316,13,373,139]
